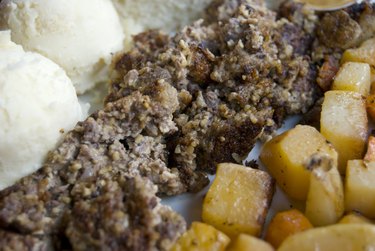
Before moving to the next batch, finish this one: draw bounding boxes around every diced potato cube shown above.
[260,125,337,200]
[342,38,375,67]
[227,234,274,251]
[278,224,375,251]
[339,213,373,225]
[171,222,230,251]
[305,154,344,226]
[202,163,274,238]
[332,62,371,96]
[320,91,368,174]
[345,160,375,219]
[265,209,312,248]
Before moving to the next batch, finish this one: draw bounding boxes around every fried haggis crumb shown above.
[0,230,47,251]
[66,176,185,251]
[109,0,321,175]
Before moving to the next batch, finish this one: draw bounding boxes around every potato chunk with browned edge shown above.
[227,234,274,251]
[171,222,230,251]
[332,62,371,96]
[345,160,375,219]
[339,213,373,225]
[321,91,368,174]
[278,224,375,251]
[260,125,337,200]
[305,154,344,226]
[202,163,274,238]
[342,38,375,67]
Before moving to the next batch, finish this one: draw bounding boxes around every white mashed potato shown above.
[111,0,213,46]
[0,30,84,190]
[0,0,125,94]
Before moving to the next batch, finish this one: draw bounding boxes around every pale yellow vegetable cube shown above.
[202,163,274,238]
[342,38,375,67]
[278,224,375,251]
[345,160,375,219]
[320,91,368,174]
[305,154,344,226]
[227,234,274,251]
[171,222,230,251]
[339,213,373,224]
[332,62,371,96]
[260,125,337,200]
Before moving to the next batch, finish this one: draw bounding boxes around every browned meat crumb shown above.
[344,1,375,44]
[0,230,47,251]
[317,10,362,50]
[65,177,185,251]
[299,97,324,131]
[316,55,340,91]
[109,0,320,174]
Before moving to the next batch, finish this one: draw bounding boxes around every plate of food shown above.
[1,0,375,250]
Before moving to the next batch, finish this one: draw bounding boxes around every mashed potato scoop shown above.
[0,0,125,94]
[0,30,84,190]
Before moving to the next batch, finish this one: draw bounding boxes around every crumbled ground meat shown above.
[1,0,375,250]
[65,177,185,251]
[299,97,324,130]
[317,10,363,50]
[0,231,47,251]
[109,0,320,174]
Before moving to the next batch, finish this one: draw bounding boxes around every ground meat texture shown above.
[65,177,185,251]
[346,1,375,43]
[109,0,321,175]
[0,87,186,250]
[317,10,362,50]
[0,230,47,251]
[299,97,324,131]
[314,1,375,53]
